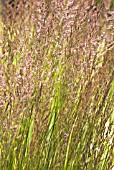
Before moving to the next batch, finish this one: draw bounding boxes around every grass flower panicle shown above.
[0,0,114,170]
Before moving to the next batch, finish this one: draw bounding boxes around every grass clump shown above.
[0,0,114,170]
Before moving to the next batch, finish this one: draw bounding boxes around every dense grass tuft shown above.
[0,0,114,170]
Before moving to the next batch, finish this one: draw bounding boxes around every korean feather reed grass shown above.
[0,0,114,170]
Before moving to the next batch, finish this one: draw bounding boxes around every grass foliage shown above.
[0,0,114,169]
